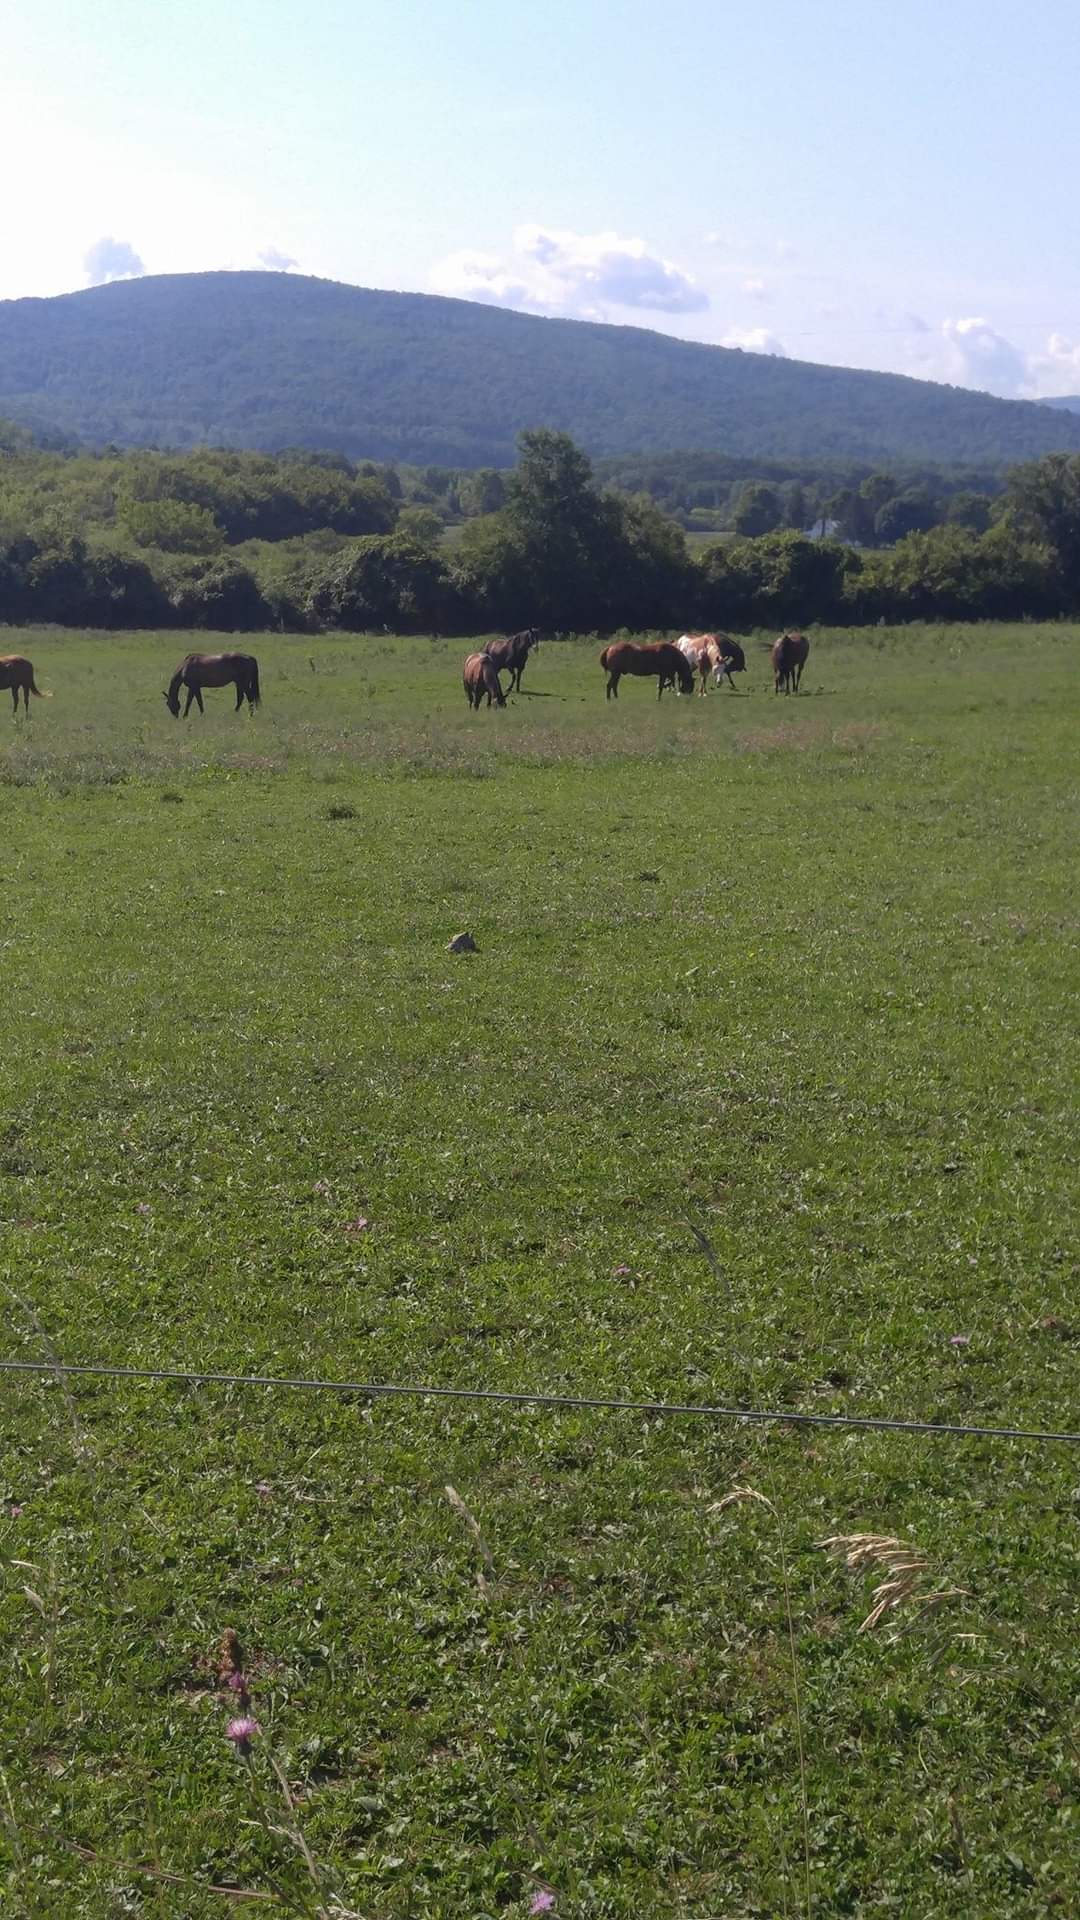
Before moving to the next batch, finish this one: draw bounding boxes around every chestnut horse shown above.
[676,633,747,694]
[0,655,50,713]
[771,631,810,694]
[165,652,261,717]
[600,641,694,701]
[463,651,506,709]
[483,627,540,695]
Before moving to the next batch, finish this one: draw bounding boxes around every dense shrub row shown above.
[0,431,1072,634]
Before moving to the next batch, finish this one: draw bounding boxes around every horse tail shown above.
[248,658,261,707]
[599,645,612,669]
[28,673,50,699]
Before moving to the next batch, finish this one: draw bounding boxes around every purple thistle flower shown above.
[226,1717,260,1753]
[134,1202,152,1216]
[949,1333,971,1347]
[226,1671,249,1694]
[613,1265,633,1277]
[529,1894,556,1915]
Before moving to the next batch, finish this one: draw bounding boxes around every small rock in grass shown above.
[448,932,477,953]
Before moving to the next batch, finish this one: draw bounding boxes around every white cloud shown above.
[430,224,707,319]
[258,246,298,272]
[84,235,145,285]
[741,276,769,300]
[720,326,787,356]
[429,247,547,311]
[1027,331,1080,397]
[942,316,1028,397]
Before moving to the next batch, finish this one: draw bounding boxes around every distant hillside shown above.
[3,271,1080,468]
[1039,396,1080,415]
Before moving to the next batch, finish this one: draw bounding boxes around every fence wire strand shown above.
[1,1357,1078,1446]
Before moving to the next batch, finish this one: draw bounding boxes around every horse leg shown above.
[11,686,18,715]
[606,672,617,699]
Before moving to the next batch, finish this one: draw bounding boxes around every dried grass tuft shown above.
[444,1483,496,1580]
[819,1532,967,1633]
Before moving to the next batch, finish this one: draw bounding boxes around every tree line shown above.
[0,427,1076,633]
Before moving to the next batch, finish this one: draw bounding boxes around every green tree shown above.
[502,429,611,627]
[1005,453,1080,602]
[120,497,224,553]
[733,482,783,537]
[858,472,898,521]
[168,557,270,630]
[873,486,939,545]
[945,490,992,534]
[697,531,854,628]
[784,482,807,531]
[395,506,444,549]
[459,468,506,518]
[308,534,460,632]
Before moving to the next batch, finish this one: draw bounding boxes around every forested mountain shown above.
[2,271,1080,468]
[1040,396,1080,414]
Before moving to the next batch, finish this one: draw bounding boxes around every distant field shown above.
[1,623,1078,1916]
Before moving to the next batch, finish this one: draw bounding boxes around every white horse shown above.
[676,633,746,695]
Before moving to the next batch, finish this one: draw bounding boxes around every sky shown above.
[3,0,1080,398]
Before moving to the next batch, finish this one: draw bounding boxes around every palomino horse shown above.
[600,641,695,701]
[483,627,540,695]
[463,651,506,709]
[677,633,747,694]
[0,655,50,713]
[771,631,810,694]
[164,652,261,717]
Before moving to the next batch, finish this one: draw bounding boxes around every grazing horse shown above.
[771,630,810,695]
[165,652,260,718]
[0,655,50,714]
[483,627,540,695]
[600,641,695,701]
[676,633,747,694]
[463,651,506,709]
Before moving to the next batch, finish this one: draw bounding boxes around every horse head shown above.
[163,688,181,718]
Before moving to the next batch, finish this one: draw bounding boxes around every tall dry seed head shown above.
[819,1533,968,1633]
[711,1486,777,1518]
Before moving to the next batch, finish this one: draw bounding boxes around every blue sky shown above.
[4,0,1080,395]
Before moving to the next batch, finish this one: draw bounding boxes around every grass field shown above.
[0,621,1077,1917]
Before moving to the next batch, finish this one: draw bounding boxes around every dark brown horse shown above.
[600,641,695,701]
[771,631,810,694]
[165,653,261,717]
[483,627,540,695]
[712,634,747,689]
[463,651,506,709]
[0,655,50,713]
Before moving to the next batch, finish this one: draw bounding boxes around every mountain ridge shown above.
[2,270,1080,468]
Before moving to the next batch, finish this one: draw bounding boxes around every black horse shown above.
[483,628,541,695]
[164,652,261,718]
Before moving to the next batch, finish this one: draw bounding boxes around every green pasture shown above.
[0,622,1077,1917]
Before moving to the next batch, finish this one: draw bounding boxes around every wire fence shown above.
[2,1357,1079,1446]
